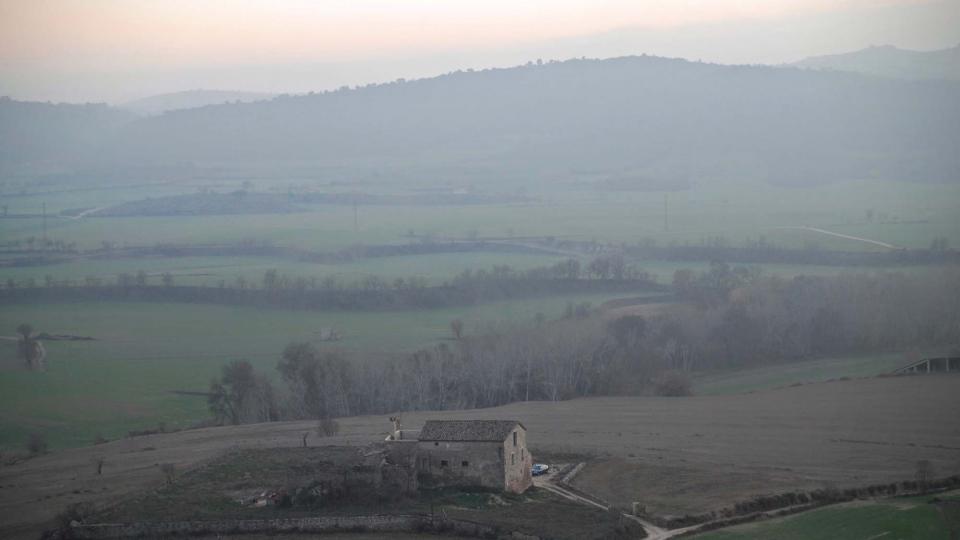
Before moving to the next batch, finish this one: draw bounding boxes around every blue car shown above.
[531,464,549,476]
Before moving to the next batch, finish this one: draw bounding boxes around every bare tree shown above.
[160,463,176,485]
[16,324,44,371]
[450,319,464,340]
[208,360,276,425]
[278,344,352,419]
[16,323,33,342]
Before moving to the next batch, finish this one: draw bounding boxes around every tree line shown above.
[5,232,955,280]
[207,267,960,425]
[0,260,666,311]
[540,236,958,266]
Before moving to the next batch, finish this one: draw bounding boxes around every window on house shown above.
[511,453,515,465]
[521,448,525,461]
[498,447,503,460]
[440,460,448,468]
[461,461,469,467]
[513,431,517,446]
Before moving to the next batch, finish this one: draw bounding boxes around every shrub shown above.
[317,417,340,437]
[27,433,48,456]
[160,463,176,485]
[54,501,94,529]
[654,371,692,397]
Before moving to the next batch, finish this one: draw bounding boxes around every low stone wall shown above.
[72,515,418,539]
[662,475,960,536]
[71,514,539,539]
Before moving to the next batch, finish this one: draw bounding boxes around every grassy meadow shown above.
[0,293,628,449]
[3,179,959,252]
[0,252,571,287]
[697,491,960,540]
[692,352,923,396]
[2,176,959,451]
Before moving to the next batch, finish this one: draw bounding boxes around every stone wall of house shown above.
[416,440,505,491]
[71,515,420,539]
[502,427,532,493]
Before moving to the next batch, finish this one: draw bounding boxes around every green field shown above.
[3,179,959,252]
[692,352,930,395]
[3,175,959,455]
[0,293,629,449]
[0,252,572,287]
[1,252,936,291]
[697,491,960,540]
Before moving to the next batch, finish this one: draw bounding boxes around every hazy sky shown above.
[1,0,958,103]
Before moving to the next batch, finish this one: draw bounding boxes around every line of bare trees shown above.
[207,267,960,425]
[0,261,665,311]
[15,323,46,371]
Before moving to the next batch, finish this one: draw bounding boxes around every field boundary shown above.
[4,238,959,272]
[0,282,669,312]
[68,513,541,540]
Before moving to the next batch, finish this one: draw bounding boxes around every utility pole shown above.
[353,198,359,233]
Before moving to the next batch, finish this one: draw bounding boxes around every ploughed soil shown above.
[570,375,960,517]
[1,375,958,538]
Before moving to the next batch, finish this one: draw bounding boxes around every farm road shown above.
[775,226,899,250]
[66,206,108,220]
[533,464,681,539]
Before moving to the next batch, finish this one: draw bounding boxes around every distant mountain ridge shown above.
[121,89,277,116]
[792,44,960,81]
[0,97,135,169]
[3,55,959,186]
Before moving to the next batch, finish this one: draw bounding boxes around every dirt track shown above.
[533,468,680,540]
[775,226,899,250]
[1,375,958,538]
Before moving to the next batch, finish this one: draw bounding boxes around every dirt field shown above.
[1,375,958,538]
[571,375,960,517]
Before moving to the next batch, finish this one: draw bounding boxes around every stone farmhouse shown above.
[387,419,533,494]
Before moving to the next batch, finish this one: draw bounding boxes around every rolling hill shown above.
[0,97,134,172]
[121,89,277,116]
[792,44,960,81]
[3,55,959,186]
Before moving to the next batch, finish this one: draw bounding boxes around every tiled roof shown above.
[418,420,524,442]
